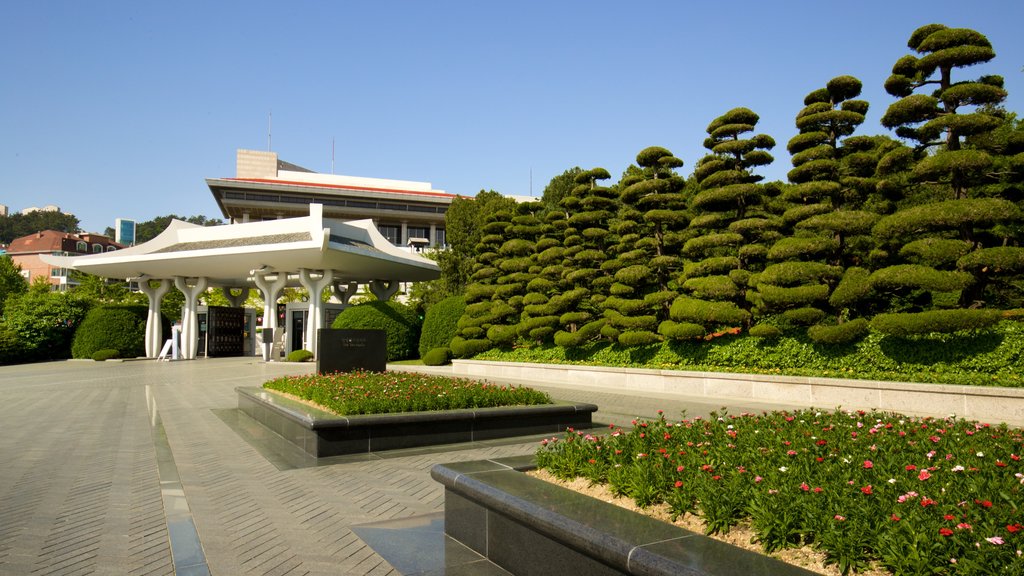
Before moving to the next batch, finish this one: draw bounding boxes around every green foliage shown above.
[869,265,973,292]
[806,319,870,344]
[418,295,466,357]
[670,296,750,326]
[331,301,421,361]
[0,256,28,312]
[870,309,1003,336]
[748,324,782,339]
[71,305,152,360]
[287,349,314,362]
[263,371,551,415]
[0,210,80,244]
[449,336,493,358]
[422,347,452,366]
[90,348,120,361]
[3,290,92,361]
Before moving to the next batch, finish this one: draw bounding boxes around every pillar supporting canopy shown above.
[369,280,400,301]
[138,276,171,358]
[174,276,208,360]
[253,271,287,334]
[299,268,334,355]
[331,281,359,306]
[222,287,250,308]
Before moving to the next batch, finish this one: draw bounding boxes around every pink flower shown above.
[918,470,931,481]
[674,480,683,488]
[986,536,1005,545]
[863,460,873,469]
[800,482,810,491]
[834,514,846,521]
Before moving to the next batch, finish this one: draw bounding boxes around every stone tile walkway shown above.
[0,357,813,575]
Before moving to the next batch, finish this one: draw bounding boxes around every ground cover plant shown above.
[536,409,1024,575]
[263,371,551,415]
[475,321,1024,388]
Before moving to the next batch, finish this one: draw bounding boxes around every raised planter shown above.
[236,386,597,457]
[452,359,1024,426]
[432,457,818,576]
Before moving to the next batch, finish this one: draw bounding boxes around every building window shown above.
[92,244,102,253]
[435,227,446,248]
[378,224,401,246]
[76,241,87,252]
[51,268,67,278]
[106,245,117,252]
[407,226,429,243]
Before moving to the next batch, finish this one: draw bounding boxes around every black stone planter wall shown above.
[237,387,597,457]
[431,458,820,576]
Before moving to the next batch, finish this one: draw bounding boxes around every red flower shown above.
[939,528,954,537]
[944,514,956,521]
[800,482,810,491]
[674,480,683,488]
[905,464,917,471]
[863,460,873,469]
[918,470,931,481]
[890,514,901,522]
[861,485,873,495]
[996,461,1007,467]
[1007,523,1023,533]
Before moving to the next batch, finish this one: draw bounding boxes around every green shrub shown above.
[670,296,750,326]
[807,319,869,344]
[418,295,466,358]
[450,336,494,358]
[71,305,149,360]
[782,307,826,325]
[749,324,782,339]
[0,326,28,365]
[331,301,421,361]
[870,309,1003,336]
[287,349,314,362]
[618,330,661,347]
[91,348,121,361]
[4,291,92,361]
[869,265,973,292]
[422,347,452,366]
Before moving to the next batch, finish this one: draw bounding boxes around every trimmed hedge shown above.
[418,295,466,358]
[91,349,120,361]
[331,301,422,361]
[71,305,150,360]
[287,349,314,362]
[422,347,452,366]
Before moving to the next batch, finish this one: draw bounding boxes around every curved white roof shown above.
[43,205,440,286]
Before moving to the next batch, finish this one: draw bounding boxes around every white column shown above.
[139,277,171,358]
[369,279,400,301]
[299,268,334,355]
[253,272,287,334]
[330,280,359,306]
[222,287,250,308]
[429,223,436,248]
[174,276,208,360]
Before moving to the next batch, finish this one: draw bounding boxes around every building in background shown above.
[20,204,61,215]
[115,218,136,245]
[0,204,8,217]
[206,150,456,252]
[7,230,123,289]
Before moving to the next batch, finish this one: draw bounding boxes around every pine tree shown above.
[667,108,774,339]
[873,24,1020,334]
[602,147,687,347]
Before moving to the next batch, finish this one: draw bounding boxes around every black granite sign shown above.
[317,329,387,373]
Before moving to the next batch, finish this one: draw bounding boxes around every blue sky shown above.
[2,1,1022,233]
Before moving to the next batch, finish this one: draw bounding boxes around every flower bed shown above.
[536,409,1024,574]
[263,370,552,415]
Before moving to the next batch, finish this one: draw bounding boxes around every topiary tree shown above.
[875,24,1021,332]
[668,109,774,338]
[71,305,151,359]
[418,294,466,358]
[451,205,513,356]
[331,301,421,361]
[601,147,688,347]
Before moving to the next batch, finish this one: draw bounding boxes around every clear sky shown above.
[2,1,1022,233]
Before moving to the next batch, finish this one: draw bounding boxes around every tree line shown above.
[443,24,1024,357]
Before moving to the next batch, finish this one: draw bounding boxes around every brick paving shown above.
[0,357,807,576]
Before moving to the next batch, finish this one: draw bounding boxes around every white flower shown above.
[888,478,897,484]
[779,466,788,473]
[977,452,985,458]
[952,465,965,472]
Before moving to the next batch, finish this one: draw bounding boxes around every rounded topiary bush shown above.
[422,347,452,366]
[331,301,421,361]
[418,295,466,358]
[807,319,870,345]
[71,305,150,360]
[287,349,314,362]
[91,348,120,361]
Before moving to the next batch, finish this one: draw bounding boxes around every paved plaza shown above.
[0,358,805,576]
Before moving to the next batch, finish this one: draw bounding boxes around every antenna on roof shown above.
[268,111,273,151]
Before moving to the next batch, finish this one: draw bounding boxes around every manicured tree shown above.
[602,147,687,346]
[552,168,619,347]
[668,109,774,338]
[752,77,891,342]
[417,294,466,358]
[510,201,558,344]
[873,24,1021,334]
[450,207,512,357]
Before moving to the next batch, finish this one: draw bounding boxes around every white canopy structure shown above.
[43,204,439,360]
